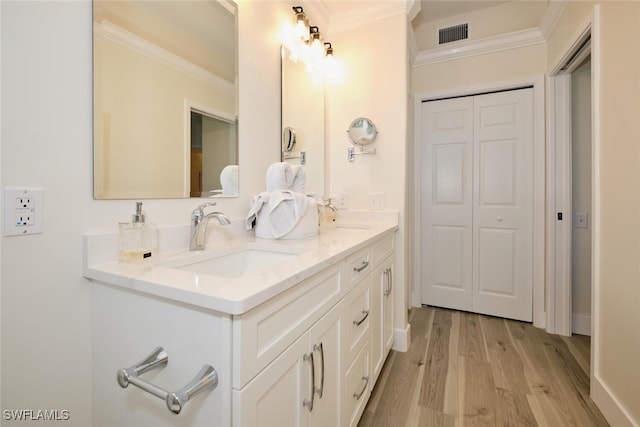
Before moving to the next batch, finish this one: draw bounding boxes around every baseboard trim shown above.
[392,324,411,352]
[592,375,636,427]
[572,313,591,335]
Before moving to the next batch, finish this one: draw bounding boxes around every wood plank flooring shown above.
[358,306,608,427]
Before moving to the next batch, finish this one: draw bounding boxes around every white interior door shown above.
[421,96,474,312]
[421,88,533,322]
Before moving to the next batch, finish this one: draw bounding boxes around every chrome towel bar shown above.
[116,347,218,415]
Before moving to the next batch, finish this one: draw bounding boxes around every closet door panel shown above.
[421,97,473,311]
[473,88,533,321]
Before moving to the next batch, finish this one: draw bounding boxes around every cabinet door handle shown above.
[384,267,393,297]
[353,375,370,400]
[353,310,370,326]
[313,343,324,398]
[302,352,315,412]
[353,260,369,273]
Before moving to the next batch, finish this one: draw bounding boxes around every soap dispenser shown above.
[118,201,158,262]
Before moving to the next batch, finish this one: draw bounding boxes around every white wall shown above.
[0,1,286,425]
[326,12,409,343]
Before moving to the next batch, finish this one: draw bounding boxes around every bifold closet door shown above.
[421,88,533,322]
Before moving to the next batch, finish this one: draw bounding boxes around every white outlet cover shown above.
[369,192,386,210]
[3,187,43,236]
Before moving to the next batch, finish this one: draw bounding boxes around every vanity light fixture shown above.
[284,7,337,79]
[308,26,321,45]
[324,42,334,57]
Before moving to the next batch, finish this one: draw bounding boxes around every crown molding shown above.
[326,1,410,35]
[412,27,545,68]
[94,20,235,95]
[538,0,569,40]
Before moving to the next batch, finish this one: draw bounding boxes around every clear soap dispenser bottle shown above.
[118,201,158,262]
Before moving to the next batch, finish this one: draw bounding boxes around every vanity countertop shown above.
[83,215,398,316]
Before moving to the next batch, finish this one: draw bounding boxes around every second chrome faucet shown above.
[189,202,231,251]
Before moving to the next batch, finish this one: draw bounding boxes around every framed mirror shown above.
[280,46,324,195]
[93,0,238,199]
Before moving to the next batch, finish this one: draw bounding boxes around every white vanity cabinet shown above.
[86,223,397,427]
[232,233,395,427]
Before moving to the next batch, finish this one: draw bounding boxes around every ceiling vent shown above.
[438,23,469,45]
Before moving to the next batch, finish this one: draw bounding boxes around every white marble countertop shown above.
[83,211,398,315]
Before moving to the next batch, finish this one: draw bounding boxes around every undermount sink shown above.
[163,243,308,279]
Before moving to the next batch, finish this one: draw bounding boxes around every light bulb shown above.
[295,16,309,41]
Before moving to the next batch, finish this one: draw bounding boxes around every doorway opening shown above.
[548,26,593,338]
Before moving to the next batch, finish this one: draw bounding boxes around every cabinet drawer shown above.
[370,233,394,266]
[344,276,371,363]
[233,265,343,389]
[346,247,372,287]
[344,341,371,427]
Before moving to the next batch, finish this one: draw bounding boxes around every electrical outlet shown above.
[3,187,43,236]
[331,193,348,210]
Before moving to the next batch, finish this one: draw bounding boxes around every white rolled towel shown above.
[266,162,294,192]
[219,165,238,196]
[290,165,306,193]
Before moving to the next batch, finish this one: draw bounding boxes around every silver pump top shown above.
[132,201,145,223]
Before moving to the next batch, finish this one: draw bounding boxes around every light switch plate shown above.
[574,212,588,229]
[3,187,43,236]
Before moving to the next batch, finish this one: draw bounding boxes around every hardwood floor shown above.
[359,306,608,427]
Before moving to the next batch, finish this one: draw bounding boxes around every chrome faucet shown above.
[189,202,231,251]
[325,198,338,212]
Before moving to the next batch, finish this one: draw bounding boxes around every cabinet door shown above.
[234,305,343,427]
[381,258,394,357]
[370,264,384,383]
[382,257,395,358]
[233,334,311,427]
[309,302,343,427]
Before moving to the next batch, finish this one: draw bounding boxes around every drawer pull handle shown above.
[384,267,393,297]
[302,352,315,412]
[353,260,369,273]
[313,343,325,398]
[353,375,370,400]
[117,347,218,415]
[353,310,370,326]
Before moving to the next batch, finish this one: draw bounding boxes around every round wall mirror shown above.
[347,117,377,146]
